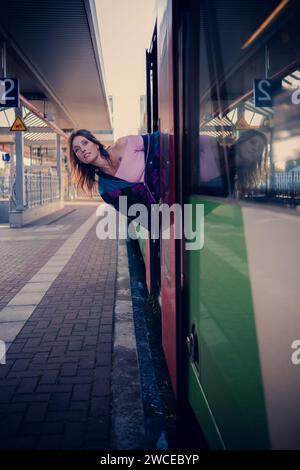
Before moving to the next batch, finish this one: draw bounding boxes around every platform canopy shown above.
[0,0,112,134]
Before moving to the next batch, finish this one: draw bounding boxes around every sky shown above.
[96,0,156,139]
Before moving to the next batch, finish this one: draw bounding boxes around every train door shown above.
[185,0,300,449]
[157,0,178,394]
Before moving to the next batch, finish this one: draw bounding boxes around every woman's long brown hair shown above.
[68,129,111,196]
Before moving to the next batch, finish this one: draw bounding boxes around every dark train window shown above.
[197,0,300,207]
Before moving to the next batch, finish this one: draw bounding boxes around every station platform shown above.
[0,202,173,451]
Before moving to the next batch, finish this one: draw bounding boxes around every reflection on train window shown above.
[271,89,300,205]
[198,134,226,196]
[228,129,268,199]
[198,0,300,207]
[199,130,268,199]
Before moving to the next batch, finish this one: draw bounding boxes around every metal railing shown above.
[243,172,300,203]
[0,176,13,200]
[273,171,300,196]
[25,173,59,208]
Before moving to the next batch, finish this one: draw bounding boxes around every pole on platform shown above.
[56,134,62,200]
[15,107,25,211]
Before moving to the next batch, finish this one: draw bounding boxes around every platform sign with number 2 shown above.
[253,79,282,107]
[0,78,20,108]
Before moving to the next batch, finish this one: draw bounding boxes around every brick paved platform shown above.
[0,202,144,450]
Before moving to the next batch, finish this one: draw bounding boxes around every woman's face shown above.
[237,136,265,166]
[72,135,99,164]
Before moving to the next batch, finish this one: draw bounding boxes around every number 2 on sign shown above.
[257,80,272,101]
[0,79,15,104]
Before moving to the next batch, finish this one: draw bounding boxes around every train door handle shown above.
[187,324,199,366]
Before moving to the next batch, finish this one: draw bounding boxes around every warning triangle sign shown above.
[10,116,27,132]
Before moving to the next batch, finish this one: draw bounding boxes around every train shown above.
[135,0,300,450]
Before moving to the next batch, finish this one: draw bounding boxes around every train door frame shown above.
[173,0,201,414]
[146,24,159,134]
[146,25,160,295]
